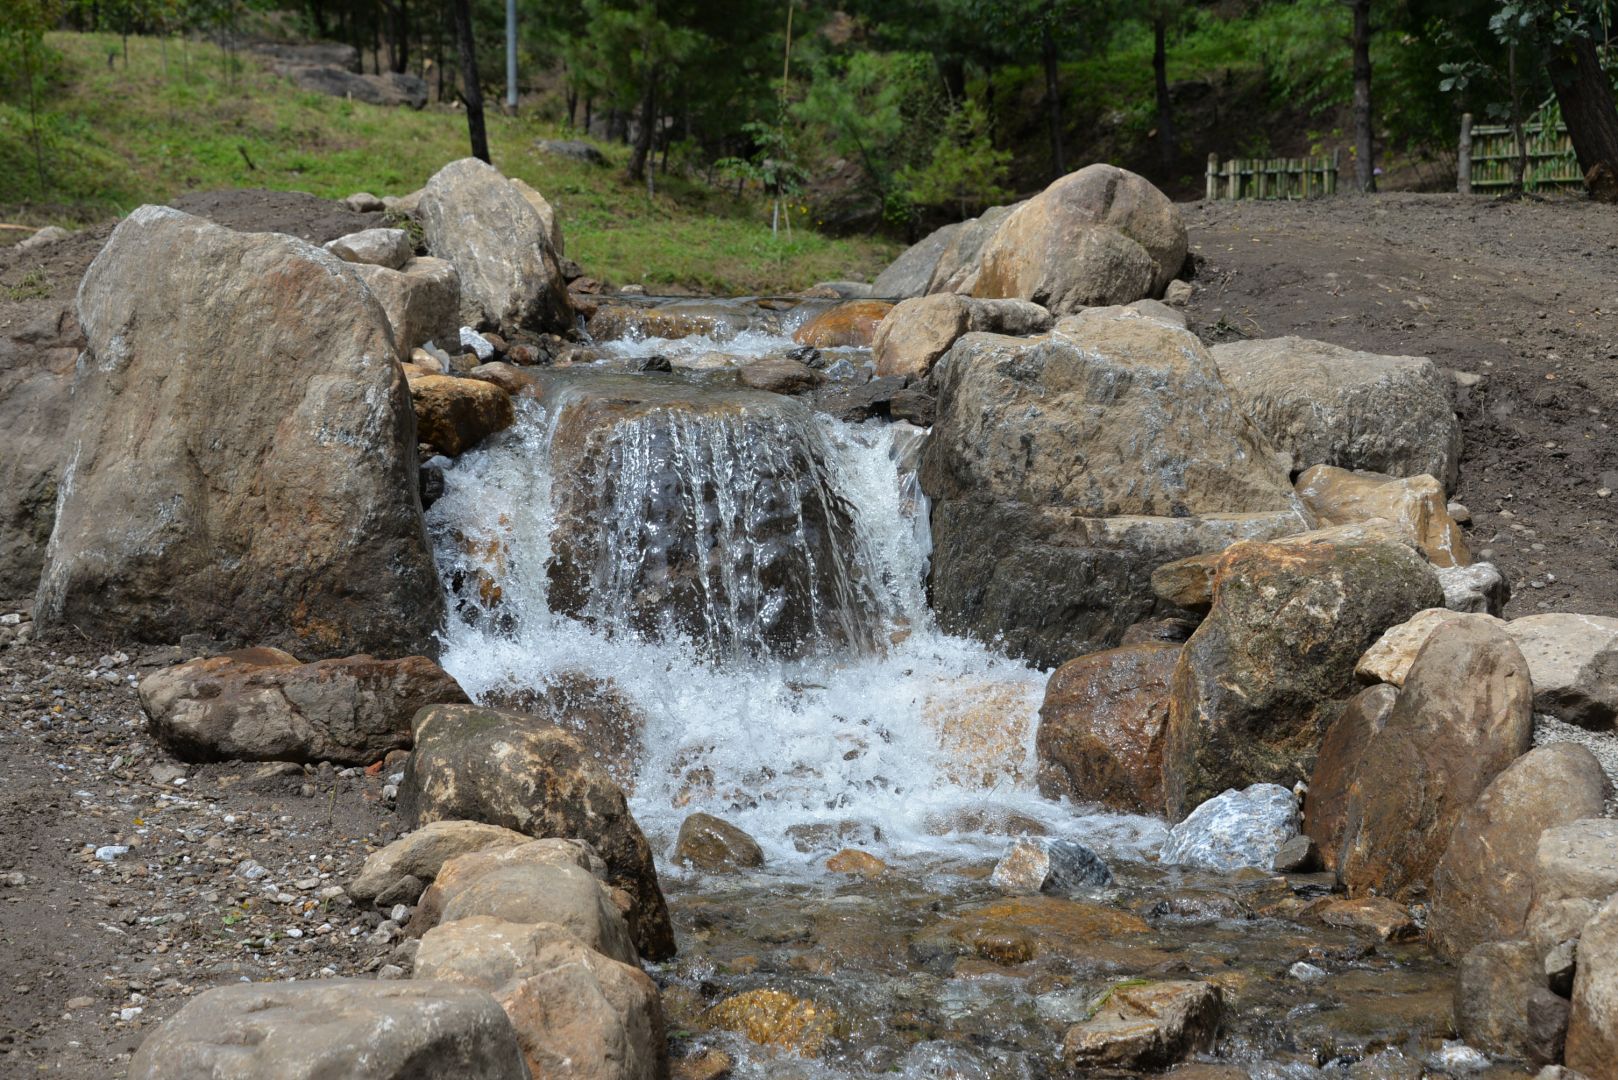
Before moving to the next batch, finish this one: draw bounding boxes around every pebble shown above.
[119,1007,143,1022]
[65,996,95,1011]
[1289,961,1327,982]
[389,904,411,924]
[94,845,129,862]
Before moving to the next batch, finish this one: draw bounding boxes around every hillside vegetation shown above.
[0,32,897,293]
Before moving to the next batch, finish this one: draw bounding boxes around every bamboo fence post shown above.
[1458,113,1473,194]
[1206,153,1219,201]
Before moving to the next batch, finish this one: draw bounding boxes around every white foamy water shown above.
[426,359,1166,875]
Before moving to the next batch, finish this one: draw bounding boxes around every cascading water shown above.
[426,302,1462,1079]
[426,330,1163,870]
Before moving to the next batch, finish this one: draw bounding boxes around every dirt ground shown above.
[1,189,1616,1075]
[1182,192,1618,621]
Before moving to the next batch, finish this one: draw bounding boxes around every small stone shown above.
[1289,961,1327,982]
[1598,488,1612,499]
[95,845,129,862]
[1272,834,1318,873]
[374,874,426,910]
[674,813,765,873]
[460,327,495,361]
[1547,940,1578,997]
[390,903,411,924]
[376,964,406,981]
[66,996,95,1011]
[121,1007,143,1022]
[149,763,187,785]
[825,849,887,878]
[989,837,1111,894]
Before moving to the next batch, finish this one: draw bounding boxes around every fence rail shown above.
[1457,110,1582,193]
[1205,151,1340,201]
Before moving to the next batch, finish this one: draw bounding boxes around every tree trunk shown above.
[1546,11,1618,202]
[308,0,327,39]
[1153,14,1175,177]
[1350,0,1375,192]
[1041,21,1065,179]
[627,66,658,183]
[567,86,578,130]
[390,0,409,74]
[451,0,490,163]
[1509,41,1528,190]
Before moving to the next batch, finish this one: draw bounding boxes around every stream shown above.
[422,297,1491,1079]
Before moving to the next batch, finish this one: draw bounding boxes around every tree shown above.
[1350,0,1376,191]
[451,0,489,161]
[1542,1,1618,198]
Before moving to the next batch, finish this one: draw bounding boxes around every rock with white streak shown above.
[1160,784,1299,871]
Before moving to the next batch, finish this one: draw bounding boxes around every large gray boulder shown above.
[0,295,79,596]
[128,980,529,1079]
[971,165,1187,313]
[1526,819,1618,952]
[35,206,444,658]
[926,202,1022,295]
[1211,336,1462,490]
[285,65,428,109]
[1505,613,1618,730]
[417,158,572,335]
[871,221,963,299]
[921,304,1304,668]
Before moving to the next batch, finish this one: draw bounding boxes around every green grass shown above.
[0,32,897,293]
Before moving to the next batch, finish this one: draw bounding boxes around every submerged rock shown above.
[1060,980,1222,1072]
[1456,939,1545,1060]
[990,837,1111,894]
[792,299,893,348]
[128,980,528,1079]
[706,989,843,1057]
[1160,784,1299,872]
[674,813,765,873]
[36,206,443,658]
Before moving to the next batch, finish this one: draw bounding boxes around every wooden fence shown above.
[1205,151,1340,201]
[1457,109,1582,193]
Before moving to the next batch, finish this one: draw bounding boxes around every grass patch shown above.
[4,267,52,300]
[0,32,897,293]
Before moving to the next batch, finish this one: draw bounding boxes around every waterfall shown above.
[427,341,1165,873]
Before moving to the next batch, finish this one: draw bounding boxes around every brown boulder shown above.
[1035,643,1178,813]
[1339,620,1535,901]
[398,703,675,960]
[348,820,531,903]
[972,165,1187,313]
[1303,683,1397,874]
[871,293,1053,380]
[409,375,515,457]
[1295,465,1469,568]
[674,813,765,872]
[1354,608,1504,687]
[738,355,825,395]
[1060,980,1222,1072]
[1455,939,1547,1060]
[138,648,468,766]
[1429,744,1608,960]
[791,299,894,348]
[1163,526,1443,818]
[1566,894,1618,1078]
[34,206,443,659]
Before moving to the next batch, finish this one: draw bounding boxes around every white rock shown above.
[94,845,129,862]
[1161,784,1299,871]
[460,327,495,360]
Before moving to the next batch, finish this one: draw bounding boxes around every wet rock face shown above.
[1429,743,1608,961]
[1304,683,1397,872]
[138,648,469,766]
[922,304,1304,668]
[1455,939,1546,1060]
[128,980,529,1079]
[36,206,445,659]
[1160,784,1299,871]
[408,374,515,457]
[586,300,776,343]
[1339,620,1535,902]
[542,373,884,659]
[1163,526,1443,818]
[398,703,675,960]
[1211,336,1463,491]
[1036,643,1179,814]
[792,299,894,348]
[971,165,1188,313]
[417,157,571,335]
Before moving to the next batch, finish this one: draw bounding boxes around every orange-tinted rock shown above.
[1150,553,1221,613]
[825,849,888,877]
[410,374,515,456]
[1313,896,1418,941]
[1061,980,1222,1072]
[1295,465,1469,568]
[706,989,843,1057]
[1036,643,1179,813]
[1304,683,1396,875]
[1339,620,1534,902]
[791,300,894,349]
